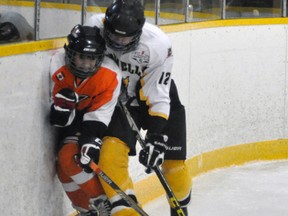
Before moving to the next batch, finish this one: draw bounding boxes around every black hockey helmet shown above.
[0,22,20,43]
[103,0,145,52]
[64,24,106,79]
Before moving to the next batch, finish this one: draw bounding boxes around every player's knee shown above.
[99,136,130,169]
[98,137,136,202]
[162,159,186,170]
[57,143,79,169]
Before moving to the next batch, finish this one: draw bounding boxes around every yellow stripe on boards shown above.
[0,38,67,57]
[161,17,288,33]
[187,139,288,178]
[0,0,33,7]
[0,1,105,11]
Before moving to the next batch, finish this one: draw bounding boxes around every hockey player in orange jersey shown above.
[49,24,121,216]
[85,0,192,215]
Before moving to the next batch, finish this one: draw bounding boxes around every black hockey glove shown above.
[79,137,102,173]
[139,133,168,170]
[50,88,79,127]
[54,88,78,110]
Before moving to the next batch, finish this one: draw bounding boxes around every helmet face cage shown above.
[65,24,105,79]
[65,48,104,79]
[103,28,142,52]
[103,0,145,52]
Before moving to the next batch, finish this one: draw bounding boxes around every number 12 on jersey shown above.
[159,72,171,85]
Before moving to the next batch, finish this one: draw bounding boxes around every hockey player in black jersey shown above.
[86,0,192,215]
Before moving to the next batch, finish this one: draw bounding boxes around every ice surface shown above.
[143,160,288,216]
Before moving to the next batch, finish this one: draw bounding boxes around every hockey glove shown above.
[80,137,102,173]
[54,88,78,110]
[50,88,79,127]
[139,133,168,169]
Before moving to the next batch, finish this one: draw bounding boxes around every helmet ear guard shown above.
[64,24,106,79]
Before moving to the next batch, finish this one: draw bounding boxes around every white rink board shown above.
[0,24,288,215]
[174,25,288,156]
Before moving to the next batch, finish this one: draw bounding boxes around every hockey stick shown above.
[89,161,149,216]
[118,100,186,216]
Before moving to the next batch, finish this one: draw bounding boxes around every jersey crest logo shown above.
[132,51,149,64]
[56,72,64,81]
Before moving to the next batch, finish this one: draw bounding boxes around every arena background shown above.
[1,1,288,215]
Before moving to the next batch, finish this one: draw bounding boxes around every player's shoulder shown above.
[101,56,119,70]
[51,65,72,83]
[139,22,172,63]
[100,56,122,79]
[141,22,171,46]
[52,65,69,77]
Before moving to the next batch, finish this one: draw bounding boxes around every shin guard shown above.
[99,137,140,216]
[162,160,192,207]
[57,143,105,210]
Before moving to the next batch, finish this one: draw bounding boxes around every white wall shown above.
[0,24,287,215]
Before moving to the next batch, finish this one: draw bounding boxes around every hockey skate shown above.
[76,195,111,216]
[90,195,112,216]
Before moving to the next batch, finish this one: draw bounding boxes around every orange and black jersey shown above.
[51,56,121,137]
[52,65,117,113]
